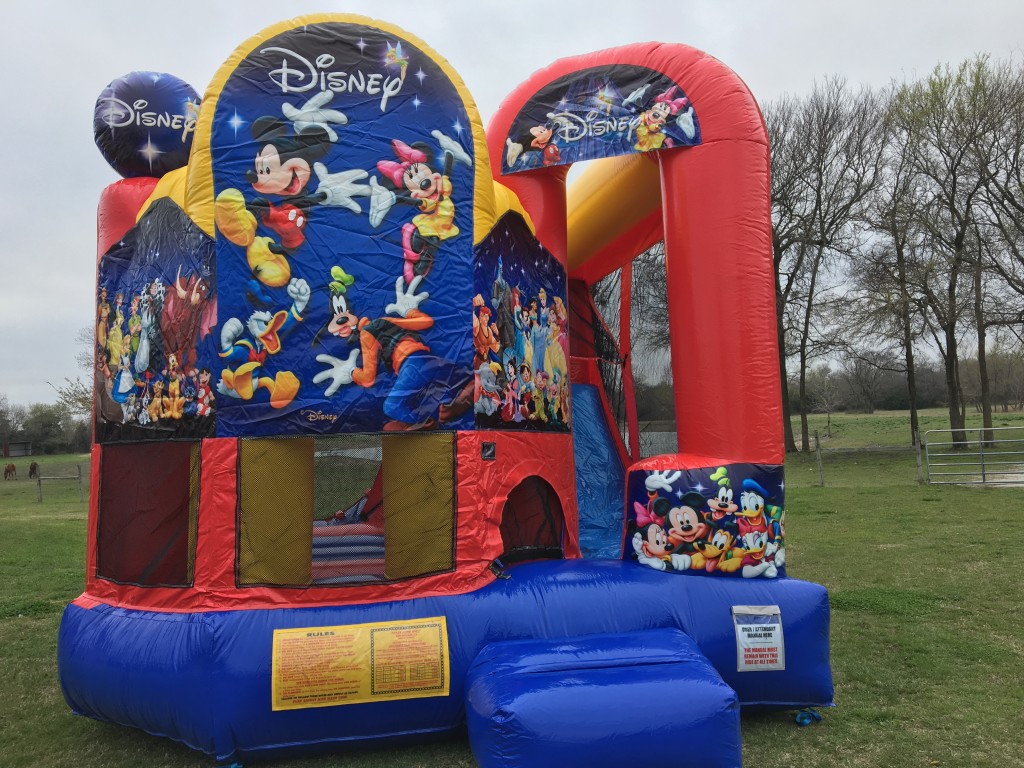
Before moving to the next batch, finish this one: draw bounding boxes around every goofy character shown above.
[313,266,471,430]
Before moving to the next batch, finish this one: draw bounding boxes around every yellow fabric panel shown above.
[135,166,189,222]
[381,433,454,580]
[477,180,536,241]
[184,14,495,242]
[566,154,662,273]
[238,438,314,585]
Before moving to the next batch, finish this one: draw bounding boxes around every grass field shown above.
[1,422,1023,767]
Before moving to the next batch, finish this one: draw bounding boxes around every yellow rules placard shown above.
[271,616,450,711]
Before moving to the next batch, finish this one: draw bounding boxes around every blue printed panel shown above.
[627,464,786,579]
[502,64,701,174]
[472,214,570,432]
[95,199,217,442]
[208,22,475,435]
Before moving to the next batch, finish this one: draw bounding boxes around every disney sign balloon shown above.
[94,71,200,178]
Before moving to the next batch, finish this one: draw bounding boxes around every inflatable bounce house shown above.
[61,14,833,766]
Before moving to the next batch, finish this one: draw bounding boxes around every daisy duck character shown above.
[368,131,472,284]
[216,278,310,409]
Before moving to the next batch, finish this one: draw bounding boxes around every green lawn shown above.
[792,406,1024,450]
[1,434,1022,767]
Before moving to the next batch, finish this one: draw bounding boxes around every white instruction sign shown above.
[732,605,785,672]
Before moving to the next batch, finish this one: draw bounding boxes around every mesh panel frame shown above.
[236,433,456,588]
[96,441,200,587]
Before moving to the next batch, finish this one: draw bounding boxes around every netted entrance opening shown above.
[96,441,200,586]
[570,278,628,447]
[499,476,565,565]
[237,433,456,587]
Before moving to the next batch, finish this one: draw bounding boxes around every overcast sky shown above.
[2,0,1022,407]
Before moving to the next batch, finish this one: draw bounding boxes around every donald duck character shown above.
[217,278,310,408]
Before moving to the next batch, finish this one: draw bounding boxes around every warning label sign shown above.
[271,616,450,710]
[732,605,785,672]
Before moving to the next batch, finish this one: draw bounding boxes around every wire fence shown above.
[923,426,1024,485]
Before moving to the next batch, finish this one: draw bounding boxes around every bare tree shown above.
[766,79,884,450]
[890,59,1000,445]
[48,326,94,418]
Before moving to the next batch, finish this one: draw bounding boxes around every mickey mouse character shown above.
[214,92,371,288]
[664,491,712,570]
[632,522,692,572]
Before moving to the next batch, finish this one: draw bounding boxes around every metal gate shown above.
[923,426,1024,485]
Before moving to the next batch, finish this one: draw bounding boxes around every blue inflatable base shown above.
[467,629,741,768]
[59,560,832,762]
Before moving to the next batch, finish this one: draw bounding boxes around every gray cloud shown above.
[3,0,1022,405]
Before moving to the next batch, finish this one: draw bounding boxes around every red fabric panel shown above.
[96,177,160,260]
[458,431,581,562]
[659,145,782,465]
[194,438,238,592]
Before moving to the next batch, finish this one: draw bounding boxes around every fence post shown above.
[814,430,825,487]
[37,473,42,503]
[77,464,83,502]
[914,430,924,484]
[978,428,986,483]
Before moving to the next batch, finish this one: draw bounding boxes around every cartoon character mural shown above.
[626,464,786,579]
[207,22,476,437]
[471,214,570,431]
[217,278,310,408]
[369,132,472,284]
[94,199,217,442]
[313,267,472,431]
[502,64,700,175]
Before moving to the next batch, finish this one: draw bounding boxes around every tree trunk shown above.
[943,326,967,447]
[894,242,920,445]
[775,272,798,453]
[974,259,994,445]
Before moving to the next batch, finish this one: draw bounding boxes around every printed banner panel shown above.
[627,463,785,579]
[472,214,570,432]
[95,199,217,442]
[209,22,475,435]
[502,64,701,174]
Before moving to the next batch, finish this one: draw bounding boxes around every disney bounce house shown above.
[61,14,833,766]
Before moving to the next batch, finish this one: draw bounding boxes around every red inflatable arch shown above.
[488,42,782,467]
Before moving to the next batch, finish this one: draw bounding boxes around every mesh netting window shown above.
[96,441,200,586]
[237,433,455,587]
[499,476,565,565]
[570,277,628,444]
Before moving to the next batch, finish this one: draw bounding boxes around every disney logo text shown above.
[97,97,197,143]
[261,47,404,112]
[300,409,339,424]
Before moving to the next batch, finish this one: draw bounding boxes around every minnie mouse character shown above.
[369,130,472,284]
[626,85,696,152]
